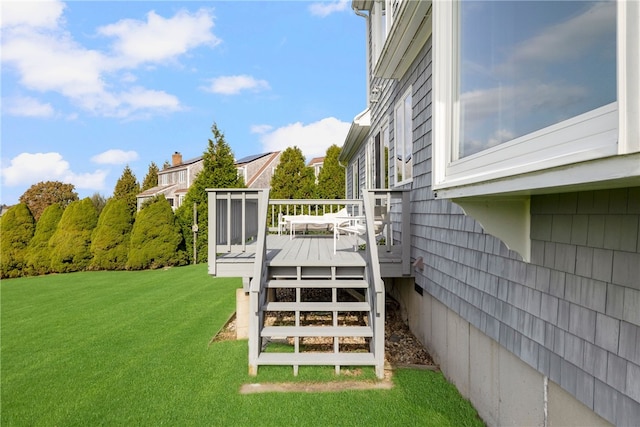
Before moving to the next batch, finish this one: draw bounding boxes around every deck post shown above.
[401,190,411,275]
[208,191,217,276]
[248,288,259,376]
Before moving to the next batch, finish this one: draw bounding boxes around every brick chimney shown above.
[172,152,183,166]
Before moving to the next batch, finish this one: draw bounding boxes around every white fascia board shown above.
[339,108,371,163]
[351,0,372,11]
[374,1,432,79]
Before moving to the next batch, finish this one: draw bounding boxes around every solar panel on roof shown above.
[235,152,270,164]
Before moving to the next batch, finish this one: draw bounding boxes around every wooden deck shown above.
[215,233,406,278]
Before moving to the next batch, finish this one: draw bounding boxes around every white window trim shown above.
[371,1,387,65]
[366,136,375,189]
[382,121,390,189]
[394,86,413,187]
[432,1,640,198]
[352,160,360,199]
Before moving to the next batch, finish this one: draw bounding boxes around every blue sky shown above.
[1,0,365,205]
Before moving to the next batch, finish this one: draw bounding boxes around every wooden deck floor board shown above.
[215,234,404,274]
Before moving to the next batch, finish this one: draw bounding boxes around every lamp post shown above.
[192,203,198,264]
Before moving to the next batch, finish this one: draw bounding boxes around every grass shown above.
[1,265,483,426]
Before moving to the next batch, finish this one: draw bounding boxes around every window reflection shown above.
[459,1,616,158]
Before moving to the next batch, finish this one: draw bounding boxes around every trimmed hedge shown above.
[25,203,64,276]
[49,198,98,273]
[126,196,186,270]
[90,199,134,270]
[0,204,35,278]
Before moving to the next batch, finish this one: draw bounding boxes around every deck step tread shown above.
[262,302,371,312]
[261,326,373,338]
[266,279,368,289]
[256,352,376,365]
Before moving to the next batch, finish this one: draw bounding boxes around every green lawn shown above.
[1,265,483,426]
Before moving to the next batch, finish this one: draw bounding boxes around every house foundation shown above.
[388,278,612,427]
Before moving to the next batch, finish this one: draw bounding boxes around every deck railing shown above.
[361,190,386,377]
[207,188,268,276]
[248,190,270,375]
[267,198,364,233]
[366,189,411,275]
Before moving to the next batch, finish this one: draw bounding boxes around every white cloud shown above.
[1,152,108,190]
[112,87,182,118]
[257,117,349,160]
[91,149,139,165]
[0,0,65,29]
[203,75,271,95]
[1,5,219,119]
[97,9,220,68]
[3,96,54,118]
[309,1,349,17]
[250,124,274,134]
[2,30,107,98]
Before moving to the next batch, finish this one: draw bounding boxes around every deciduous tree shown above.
[127,196,186,270]
[90,199,134,270]
[176,123,244,263]
[25,203,64,276]
[0,204,35,278]
[49,198,98,273]
[90,193,108,216]
[19,181,78,221]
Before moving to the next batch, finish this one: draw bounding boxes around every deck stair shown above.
[253,261,380,376]
[207,189,392,379]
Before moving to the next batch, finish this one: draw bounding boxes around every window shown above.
[459,1,616,159]
[367,124,390,189]
[394,86,413,186]
[352,160,360,199]
[178,170,186,184]
[371,1,387,64]
[372,1,405,64]
[383,123,390,189]
[237,167,247,183]
[432,0,638,197]
[160,174,168,186]
[366,138,374,189]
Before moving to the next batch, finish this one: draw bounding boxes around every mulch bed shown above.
[212,294,436,369]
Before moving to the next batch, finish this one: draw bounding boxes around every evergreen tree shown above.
[317,145,345,199]
[175,123,244,263]
[141,162,159,191]
[19,181,78,220]
[113,165,139,213]
[49,198,98,273]
[0,204,35,278]
[127,196,186,270]
[270,146,316,199]
[25,203,64,276]
[90,199,134,270]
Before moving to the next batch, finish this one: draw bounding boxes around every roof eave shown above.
[339,108,371,163]
[352,0,372,11]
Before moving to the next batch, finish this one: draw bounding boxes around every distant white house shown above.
[307,156,324,182]
[137,151,281,211]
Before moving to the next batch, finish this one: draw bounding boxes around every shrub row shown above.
[0,196,186,279]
